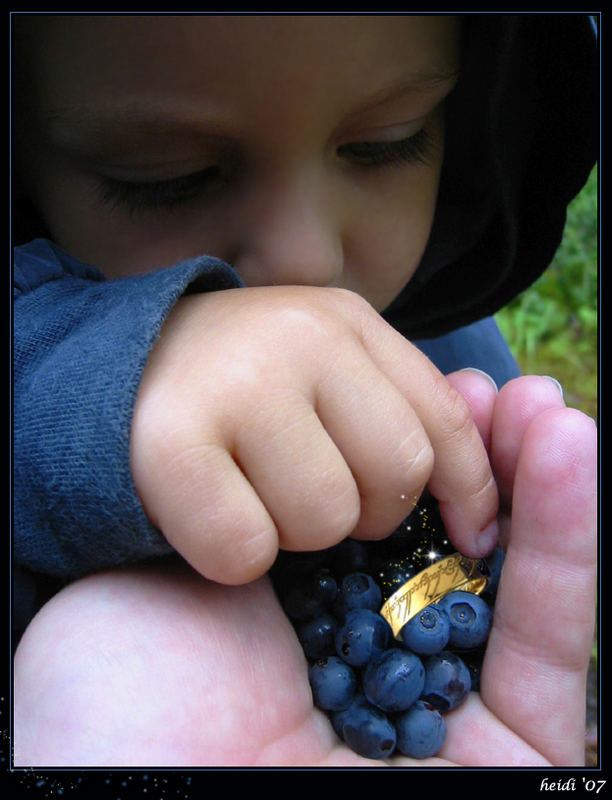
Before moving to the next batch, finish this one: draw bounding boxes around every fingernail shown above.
[457,368,498,393]
[476,519,499,557]
[543,376,564,399]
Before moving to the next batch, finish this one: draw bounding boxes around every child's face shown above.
[16,15,460,311]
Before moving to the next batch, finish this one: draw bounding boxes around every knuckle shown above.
[214,524,279,585]
[324,287,378,331]
[434,377,476,445]
[194,509,279,586]
[268,302,349,364]
[281,475,361,551]
[331,287,384,333]
[410,438,436,484]
[323,486,362,541]
[392,430,434,487]
[326,286,370,310]
[466,470,498,508]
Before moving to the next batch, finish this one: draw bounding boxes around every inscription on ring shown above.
[380,553,489,637]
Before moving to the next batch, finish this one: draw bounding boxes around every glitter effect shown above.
[5,770,198,799]
[374,500,456,602]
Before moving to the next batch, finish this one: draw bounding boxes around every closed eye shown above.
[338,128,432,167]
[96,164,223,213]
[95,127,433,214]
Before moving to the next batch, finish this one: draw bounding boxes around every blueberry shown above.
[421,651,471,712]
[330,539,370,578]
[335,608,392,667]
[271,551,326,591]
[282,567,337,620]
[330,693,371,739]
[395,700,446,759]
[399,603,450,655]
[437,591,492,650]
[297,613,338,661]
[340,699,397,760]
[334,572,382,617]
[363,649,425,712]
[308,656,358,711]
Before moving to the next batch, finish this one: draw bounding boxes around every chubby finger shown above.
[313,340,435,541]
[233,393,362,553]
[481,407,597,766]
[403,371,499,559]
[355,309,499,558]
[234,336,436,549]
[490,375,567,511]
[135,437,282,585]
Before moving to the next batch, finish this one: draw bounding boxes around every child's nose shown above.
[229,171,345,288]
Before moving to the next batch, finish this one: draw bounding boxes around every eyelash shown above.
[97,129,432,213]
[337,128,433,168]
[97,165,223,213]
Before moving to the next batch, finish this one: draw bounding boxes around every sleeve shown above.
[412,316,521,389]
[13,239,244,580]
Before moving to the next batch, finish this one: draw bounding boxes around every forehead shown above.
[18,15,461,122]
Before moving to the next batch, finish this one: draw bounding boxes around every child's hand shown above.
[14,372,596,767]
[131,286,498,585]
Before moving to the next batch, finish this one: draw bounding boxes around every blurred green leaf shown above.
[495,166,598,418]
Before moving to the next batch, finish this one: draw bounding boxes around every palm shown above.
[128,574,548,768]
[24,569,546,768]
[14,376,596,768]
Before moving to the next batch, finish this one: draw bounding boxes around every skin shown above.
[13,391,597,767]
[12,15,597,767]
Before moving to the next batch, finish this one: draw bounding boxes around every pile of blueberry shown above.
[270,501,504,761]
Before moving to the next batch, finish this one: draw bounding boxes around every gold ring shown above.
[379,553,490,639]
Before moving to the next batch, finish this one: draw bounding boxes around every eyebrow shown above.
[41,103,230,162]
[347,69,460,115]
[42,68,460,154]
[44,104,222,141]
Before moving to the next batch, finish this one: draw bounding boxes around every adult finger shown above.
[490,375,567,512]
[481,407,597,766]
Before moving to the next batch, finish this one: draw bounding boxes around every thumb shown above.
[481,406,597,765]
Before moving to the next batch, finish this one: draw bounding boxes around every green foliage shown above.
[495,167,598,418]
